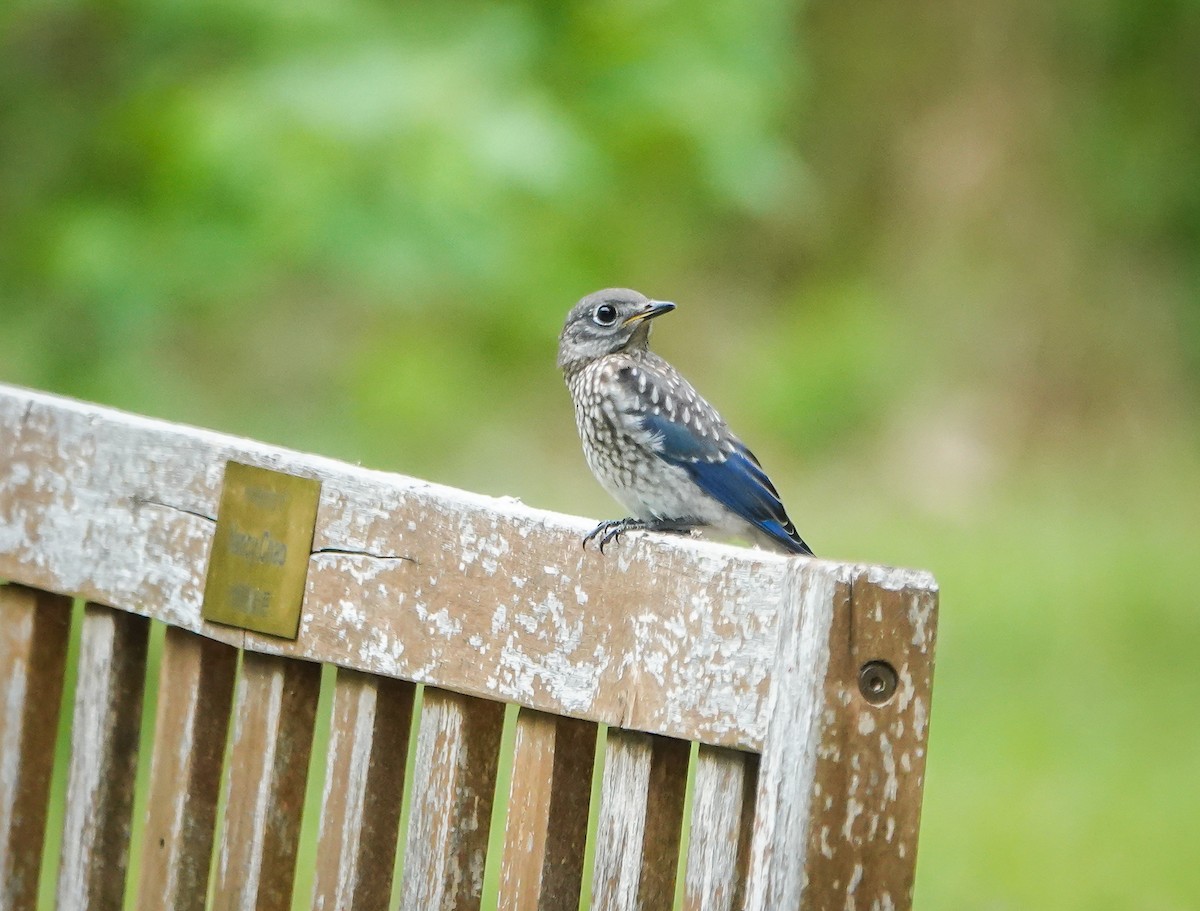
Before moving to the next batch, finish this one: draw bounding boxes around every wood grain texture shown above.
[591,729,690,911]
[0,585,71,911]
[592,730,653,911]
[497,710,556,910]
[637,735,690,909]
[741,562,838,911]
[497,711,596,910]
[682,746,757,911]
[537,714,597,908]
[400,689,505,911]
[56,604,150,911]
[212,651,320,911]
[800,566,939,911]
[136,626,237,911]
[311,668,415,911]
[0,383,793,750]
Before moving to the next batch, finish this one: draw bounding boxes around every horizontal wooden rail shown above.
[0,382,926,751]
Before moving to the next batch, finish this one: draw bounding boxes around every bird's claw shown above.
[582,517,707,553]
[582,518,643,553]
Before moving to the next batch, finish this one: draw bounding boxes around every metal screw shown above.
[858,660,898,705]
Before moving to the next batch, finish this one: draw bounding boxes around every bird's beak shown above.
[623,300,676,326]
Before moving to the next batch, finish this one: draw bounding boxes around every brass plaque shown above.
[201,461,321,639]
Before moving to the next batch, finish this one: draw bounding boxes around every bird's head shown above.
[557,288,676,373]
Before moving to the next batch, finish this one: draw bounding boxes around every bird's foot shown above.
[582,517,704,553]
[583,518,645,553]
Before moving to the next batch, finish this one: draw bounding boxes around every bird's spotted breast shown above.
[565,355,729,523]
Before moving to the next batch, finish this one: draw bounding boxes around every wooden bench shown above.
[0,383,938,911]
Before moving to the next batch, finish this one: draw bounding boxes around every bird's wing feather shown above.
[613,365,813,555]
[684,443,813,555]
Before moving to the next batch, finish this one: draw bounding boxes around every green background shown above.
[3,0,1199,907]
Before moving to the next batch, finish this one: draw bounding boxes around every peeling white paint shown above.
[865,564,937,594]
[906,593,935,652]
[912,696,929,742]
[880,735,898,804]
[847,862,864,897]
[489,604,507,634]
[842,797,864,843]
[336,599,367,632]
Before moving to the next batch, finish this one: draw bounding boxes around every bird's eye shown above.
[593,304,619,326]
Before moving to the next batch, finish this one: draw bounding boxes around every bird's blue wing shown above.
[682,442,812,555]
[618,365,812,555]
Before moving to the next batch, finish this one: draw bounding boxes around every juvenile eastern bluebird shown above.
[558,288,814,556]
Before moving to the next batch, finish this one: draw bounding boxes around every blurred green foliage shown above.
[3,0,1199,907]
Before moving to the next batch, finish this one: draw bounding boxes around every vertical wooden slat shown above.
[591,729,690,911]
[538,715,597,908]
[212,651,320,911]
[497,711,556,910]
[800,570,939,911]
[592,730,650,910]
[682,747,758,911]
[135,626,238,911]
[497,711,596,910]
[637,735,690,908]
[399,688,505,911]
[742,562,837,911]
[56,603,151,911]
[310,668,415,911]
[0,585,71,911]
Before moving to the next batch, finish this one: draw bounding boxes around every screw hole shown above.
[858,660,898,705]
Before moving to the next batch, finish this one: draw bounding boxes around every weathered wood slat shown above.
[742,562,837,911]
[212,652,320,911]
[0,383,797,750]
[592,730,652,911]
[591,730,690,911]
[135,626,238,911]
[0,585,72,911]
[682,747,757,911]
[311,668,415,911]
[497,711,596,910]
[637,735,690,907]
[800,567,939,911]
[56,604,151,910]
[400,689,505,911]
[496,711,556,910]
[537,715,597,908]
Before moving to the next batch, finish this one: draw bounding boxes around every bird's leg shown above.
[642,517,705,536]
[583,517,706,553]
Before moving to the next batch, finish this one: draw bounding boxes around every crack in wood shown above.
[128,495,217,523]
[310,546,419,565]
[126,497,417,564]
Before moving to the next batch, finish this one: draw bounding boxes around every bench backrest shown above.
[0,383,937,910]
